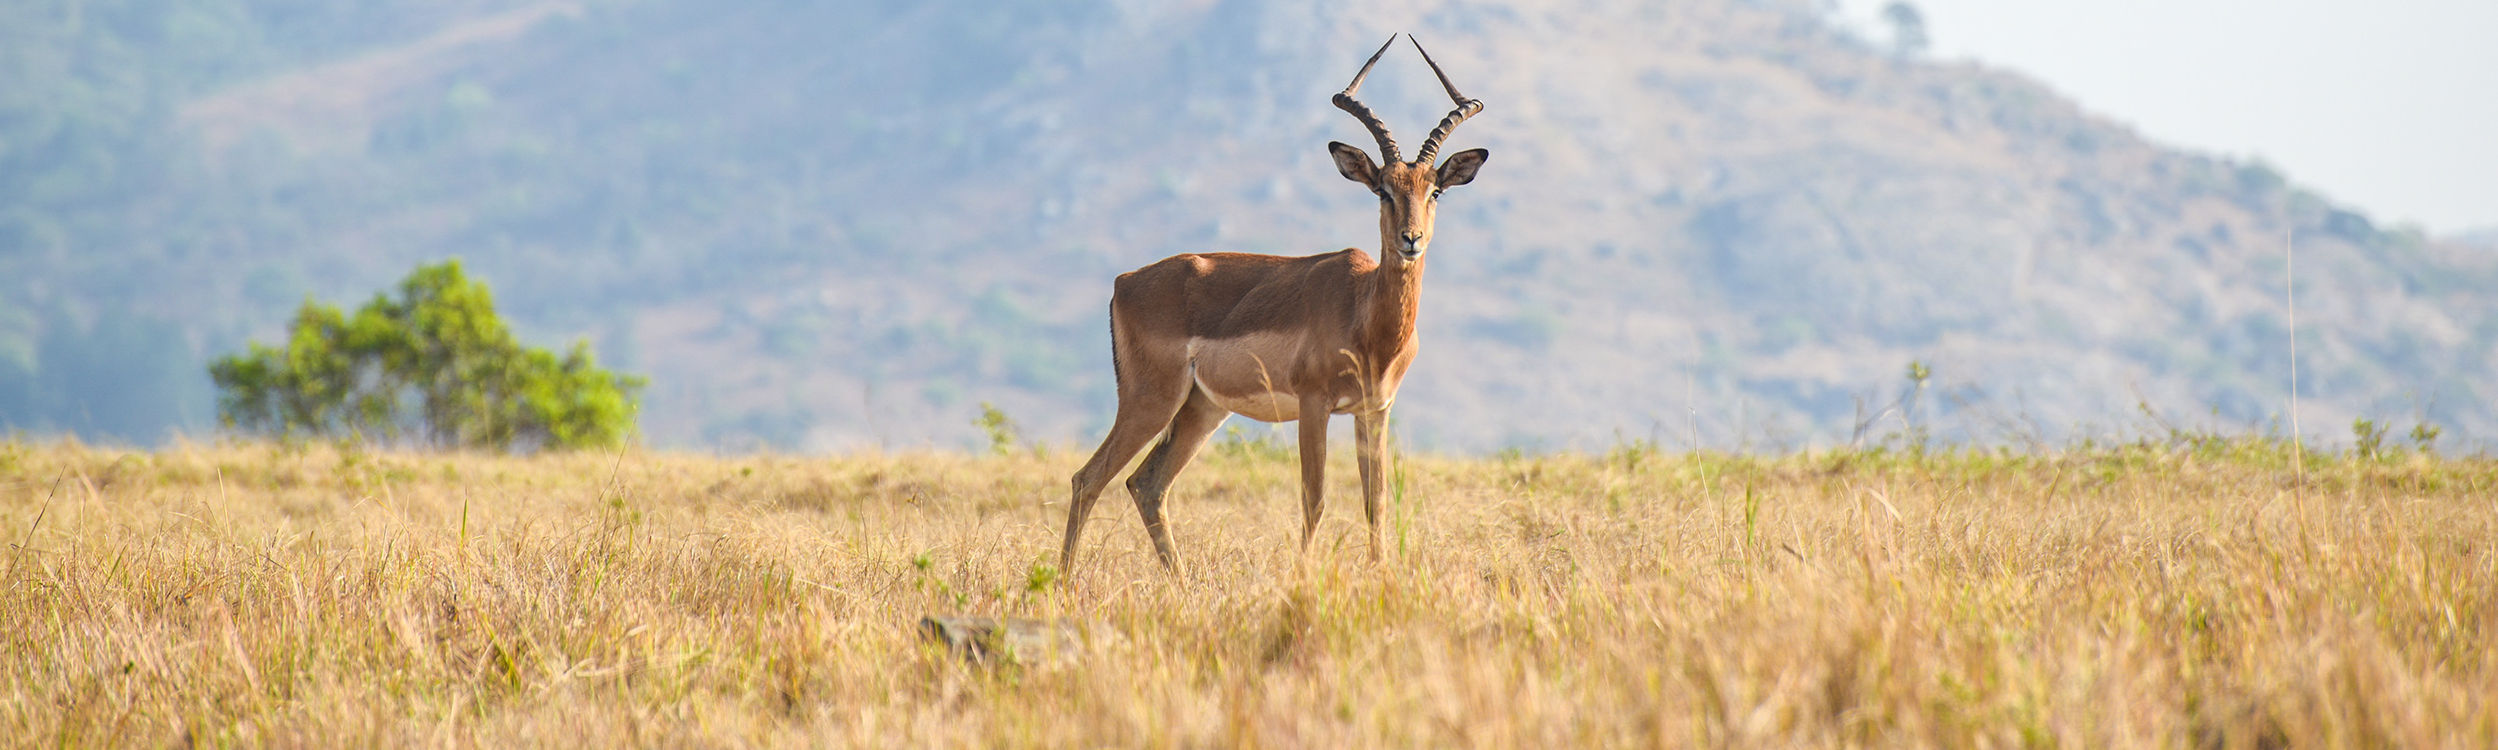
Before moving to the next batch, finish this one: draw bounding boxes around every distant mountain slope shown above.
[5,0,2491,450]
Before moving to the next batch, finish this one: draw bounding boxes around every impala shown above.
[1060,35,1489,573]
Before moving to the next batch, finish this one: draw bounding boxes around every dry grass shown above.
[1,437,2493,748]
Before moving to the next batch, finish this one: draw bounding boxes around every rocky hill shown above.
[4,0,2491,451]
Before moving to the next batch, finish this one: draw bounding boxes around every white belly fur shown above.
[1187,332,1348,423]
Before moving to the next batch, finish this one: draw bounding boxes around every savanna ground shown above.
[1,434,2492,747]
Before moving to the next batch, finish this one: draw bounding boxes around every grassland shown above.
[2,436,2492,747]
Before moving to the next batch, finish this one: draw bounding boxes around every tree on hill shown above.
[209,260,643,451]
[1882,1,1930,57]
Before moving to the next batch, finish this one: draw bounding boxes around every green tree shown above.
[209,260,642,451]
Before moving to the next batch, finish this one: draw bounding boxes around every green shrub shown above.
[975,402,1021,455]
[209,260,642,451]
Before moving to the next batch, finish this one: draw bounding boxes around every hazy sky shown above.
[1833,0,2498,235]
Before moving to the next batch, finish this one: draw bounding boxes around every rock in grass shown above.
[918,616,1100,667]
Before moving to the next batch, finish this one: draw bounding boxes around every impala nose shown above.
[1398,232,1424,258]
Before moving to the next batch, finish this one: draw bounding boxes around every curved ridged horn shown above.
[1332,34,1402,164]
[1409,35,1484,164]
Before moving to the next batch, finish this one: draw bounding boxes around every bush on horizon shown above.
[209,259,642,451]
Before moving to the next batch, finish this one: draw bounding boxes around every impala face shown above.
[1328,145,1490,262]
[1322,34,1491,265]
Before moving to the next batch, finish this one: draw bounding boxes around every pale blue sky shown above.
[1833,0,2498,235]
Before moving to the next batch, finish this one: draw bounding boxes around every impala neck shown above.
[1362,246,1424,362]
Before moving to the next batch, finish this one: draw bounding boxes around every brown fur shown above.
[1060,145,1489,574]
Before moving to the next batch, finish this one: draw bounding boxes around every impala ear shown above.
[1327,141,1379,187]
[1436,148,1489,188]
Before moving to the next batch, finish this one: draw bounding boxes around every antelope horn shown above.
[1332,34,1402,164]
[1409,35,1484,164]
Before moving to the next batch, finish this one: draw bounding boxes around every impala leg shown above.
[1123,387,1227,573]
[1354,407,1391,562]
[1063,378,1191,574]
[1296,394,1332,551]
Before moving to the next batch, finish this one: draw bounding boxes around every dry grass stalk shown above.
[0,438,2491,747]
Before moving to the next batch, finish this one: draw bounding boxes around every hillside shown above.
[4,0,2492,450]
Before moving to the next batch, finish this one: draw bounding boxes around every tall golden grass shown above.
[2,437,2491,747]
